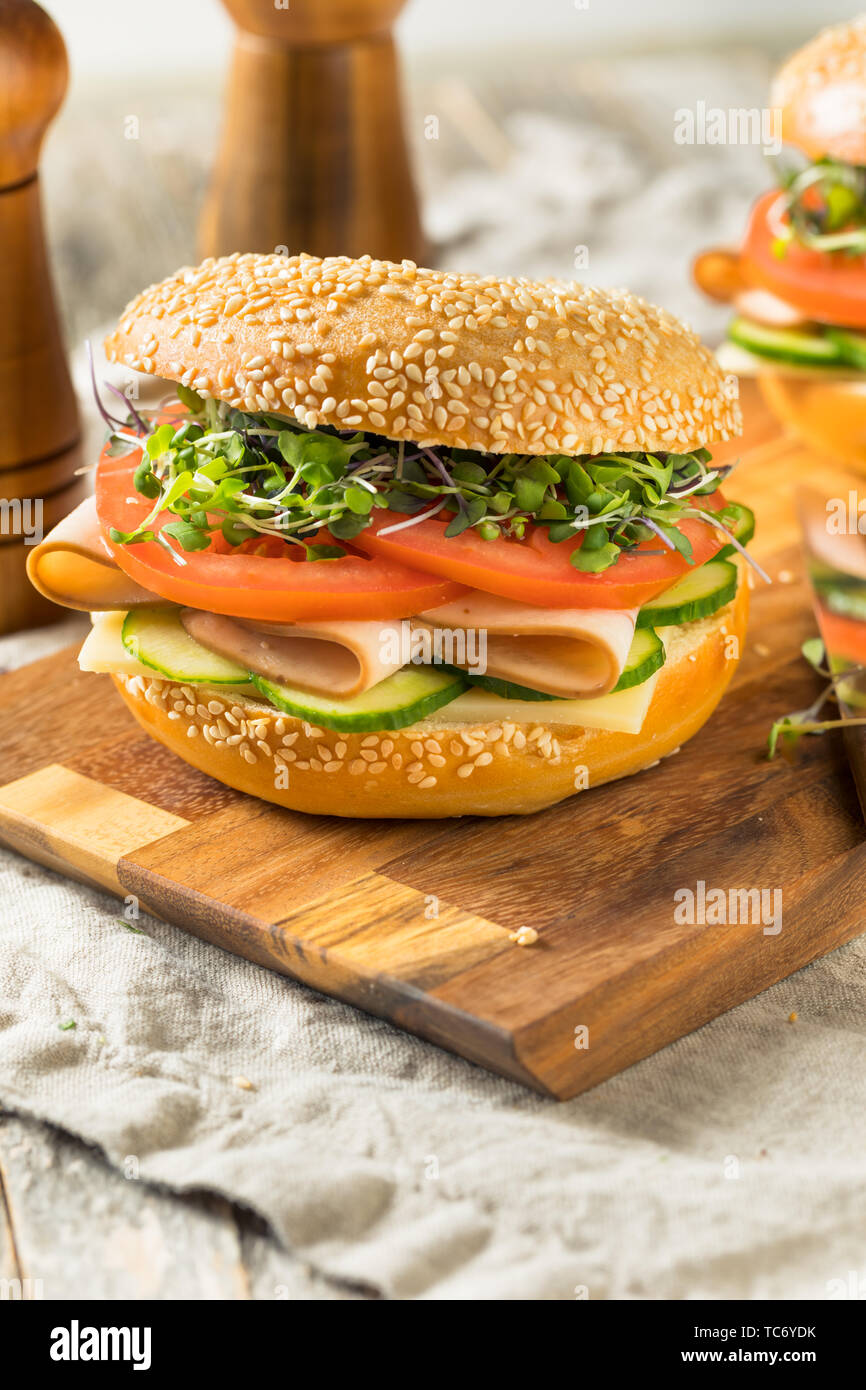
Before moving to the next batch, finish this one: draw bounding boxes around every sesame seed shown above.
[103,251,741,459]
[510,926,539,947]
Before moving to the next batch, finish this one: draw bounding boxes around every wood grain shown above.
[0,764,188,892]
[200,0,425,265]
[1,382,864,1097]
[0,1,81,636]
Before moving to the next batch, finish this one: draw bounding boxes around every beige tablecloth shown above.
[2,822,865,1299]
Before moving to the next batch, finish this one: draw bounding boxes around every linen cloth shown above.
[3,843,866,1299]
[3,52,866,1300]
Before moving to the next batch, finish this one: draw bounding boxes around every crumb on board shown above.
[788,1011,798,1023]
[509,926,539,947]
[232,1075,256,1091]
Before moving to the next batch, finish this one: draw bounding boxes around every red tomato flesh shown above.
[742,189,866,330]
[95,442,466,621]
[351,493,730,610]
[816,606,866,668]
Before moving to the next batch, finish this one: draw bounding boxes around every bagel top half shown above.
[772,15,866,165]
[104,251,741,458]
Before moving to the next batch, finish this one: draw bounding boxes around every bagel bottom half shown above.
[112,574,748,818]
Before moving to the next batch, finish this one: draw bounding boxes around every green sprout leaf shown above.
[176,383,206,413]
[106,389,736,568]
[801,637,826,673]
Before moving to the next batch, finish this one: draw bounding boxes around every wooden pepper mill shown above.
[199,0,426,266]
[0,0,83,634]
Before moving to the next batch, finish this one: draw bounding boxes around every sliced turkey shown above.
[415,591,638,698]
[180,610,405,699]
[26,496,161,611]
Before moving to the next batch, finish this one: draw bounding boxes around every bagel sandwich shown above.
[694,16,866,469]
[29,251,753,817]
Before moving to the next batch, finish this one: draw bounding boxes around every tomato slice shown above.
[95,442,466,621]
[815,605,866,668]
[742,190,866,329]
[351,493,730,610]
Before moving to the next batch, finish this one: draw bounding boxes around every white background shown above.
[41,0,858,82]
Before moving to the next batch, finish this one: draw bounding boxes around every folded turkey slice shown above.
[415,591,638,698]
[798,484,866,580]
[26,496,159,611]
[692,247,807,326]
[181,610,406,699]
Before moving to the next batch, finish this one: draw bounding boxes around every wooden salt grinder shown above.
[199,0,426,265]
[0,0,82,634]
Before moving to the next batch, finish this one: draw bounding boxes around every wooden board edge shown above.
[509,844,866,1100]
[114,858,551,1095]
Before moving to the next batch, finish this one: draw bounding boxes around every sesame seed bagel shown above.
[104,252,741,458]
[111,573,748,819]
[772,16,866,165]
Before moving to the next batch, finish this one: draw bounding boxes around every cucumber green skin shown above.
[815,579,866,623]
[637,560,738,629]
[727,316,844,367]
[251,671,468,733]
[716,503,755,560]
[611,628,664,691]
[463,672,562,702]
[122,609,250,684]
[730,317,866,373]
[460,628,664,700]
[827,328,866,372]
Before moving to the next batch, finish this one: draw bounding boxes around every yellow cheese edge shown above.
[79,611,154,677]
[418,669,660,735]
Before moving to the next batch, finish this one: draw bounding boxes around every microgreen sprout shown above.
[97,379,748,569]
[768,639,866,757]
[772,156,866,256]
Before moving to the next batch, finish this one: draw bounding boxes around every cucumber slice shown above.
[611,627,665,691]
[813,578,866,623]
[462,672,561,702]
[637,559,738,629]
[122,608,251,684]
[253,666,467,732]
[728,316,843,367]
[826,327,866,371]
[716,502,755,559]
[462,627,664,700]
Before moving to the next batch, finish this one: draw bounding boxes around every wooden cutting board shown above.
[2,381,865,1099]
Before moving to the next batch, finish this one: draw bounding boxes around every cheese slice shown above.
[416,591,637,697]
[27,497,159,611]
[79,611,156,677]
[420,669,660,735]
